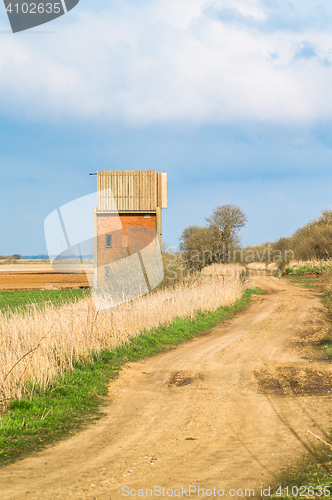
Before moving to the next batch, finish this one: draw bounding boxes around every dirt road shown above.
[1,275,332,499]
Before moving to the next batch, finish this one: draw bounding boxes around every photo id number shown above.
[6,3,61,14]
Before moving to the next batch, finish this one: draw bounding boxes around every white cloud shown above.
[0,0,332,124]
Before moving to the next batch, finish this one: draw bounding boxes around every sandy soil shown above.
[1,275,332,499]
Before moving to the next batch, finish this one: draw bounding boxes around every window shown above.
[105,235,112,248]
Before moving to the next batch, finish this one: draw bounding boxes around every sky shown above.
[1,0,332,254]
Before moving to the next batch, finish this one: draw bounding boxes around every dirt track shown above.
[1,276,332,499]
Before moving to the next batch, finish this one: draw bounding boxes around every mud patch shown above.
[168,371,203,387]
[255,366,332,395]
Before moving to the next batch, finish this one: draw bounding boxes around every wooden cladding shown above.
[97,170,167,212]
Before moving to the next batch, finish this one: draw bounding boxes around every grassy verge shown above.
[284,275,323,290]
[260,274,332,499]
[266,451,332,499]
[0,286,261,467]
[0,288,91,315]
[284,264,332,276]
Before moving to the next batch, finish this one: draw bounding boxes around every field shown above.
[0,261,90,290]
[0,289,91,315]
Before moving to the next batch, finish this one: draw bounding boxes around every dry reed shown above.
[0,274,244,402]
[202,263,243,277]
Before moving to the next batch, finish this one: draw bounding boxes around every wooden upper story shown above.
[97,170,167,213]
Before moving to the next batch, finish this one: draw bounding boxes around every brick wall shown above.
[96,213,156,282]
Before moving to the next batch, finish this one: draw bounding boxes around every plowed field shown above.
[0,264,90,290]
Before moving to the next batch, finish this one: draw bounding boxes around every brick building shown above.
[93,170,167,286]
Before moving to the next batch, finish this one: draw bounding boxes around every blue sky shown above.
[1,0,332,254]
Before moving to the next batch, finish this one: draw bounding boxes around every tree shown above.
[205,204,247,262]
[271,209,332,263]
[179,225,215,270]
[179,225,204,252]
[317,209,332,226]
[178,205,247,269]
[180,226,215,270]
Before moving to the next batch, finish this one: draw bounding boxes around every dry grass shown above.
[202,263,243,277]
[247,262,278,270]
[0,274,244,402]
[203,262,280,273]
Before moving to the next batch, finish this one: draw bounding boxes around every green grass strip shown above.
[264,449,332,499]
[0,288,91,315]
[284,264,332,276]
[284,275,323,290]
[0,287,262,467]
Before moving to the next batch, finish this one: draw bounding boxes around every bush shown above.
[272,210,332,263]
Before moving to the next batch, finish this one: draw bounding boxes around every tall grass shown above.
[0,274,244,403]
[202,262,242,277]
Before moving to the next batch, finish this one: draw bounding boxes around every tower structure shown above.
[93,170,167,285]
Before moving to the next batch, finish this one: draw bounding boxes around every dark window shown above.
[105,235,112,248]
